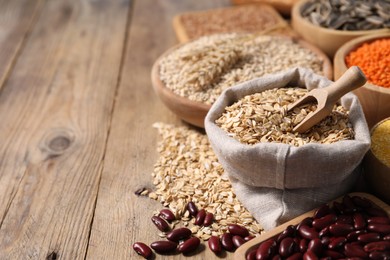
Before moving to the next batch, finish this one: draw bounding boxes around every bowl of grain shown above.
[151,33,332,128]
[364,117,390,204]
[291,0,390,58]
[334,33,390,128]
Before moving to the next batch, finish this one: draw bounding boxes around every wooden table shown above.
[0,0,235,259]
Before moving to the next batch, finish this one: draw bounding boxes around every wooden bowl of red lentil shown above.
[292,0,390,58]
[363,117,390,204]
[151,34,332,128]
[334,33,390,128]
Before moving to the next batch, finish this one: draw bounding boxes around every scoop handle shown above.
[325,66,367,103]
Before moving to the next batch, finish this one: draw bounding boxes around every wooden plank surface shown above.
[0,0,130,259]
[86,0,233,259]
[0,0,43,89]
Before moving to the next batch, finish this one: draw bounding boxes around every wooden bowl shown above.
[151,37,333,128]
[363,118,390,204]
[234,192,390,259]
[334,33,390,128]
[291,0,390,58]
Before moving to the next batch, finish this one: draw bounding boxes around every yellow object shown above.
[371,119,390,168]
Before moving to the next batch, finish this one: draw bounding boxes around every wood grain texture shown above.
[0,0,130,259]
[0,0,43,90]
[86,0,233,259]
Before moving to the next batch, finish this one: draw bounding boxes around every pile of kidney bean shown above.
[133,201,256,258]
[247,195,390,260]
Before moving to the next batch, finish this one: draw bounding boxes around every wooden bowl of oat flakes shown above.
[292,0,390,58]
[151,33,332,128]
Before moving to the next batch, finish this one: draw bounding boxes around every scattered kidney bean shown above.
[344,243,368,258]
[369,251,390,260]
[353,212,366,230]
[367,216,390,225]
[221,233,236,252]
[363,241,390,252]
[244,235,255,241]
[346,229,367,241]
[357,232,381,243]
[158,209,176,223]
[178,236,200,254]
[246,248,256,260]
[299,238,308,252]
[194,209,206,226]
[307,238,323,255]
[303,250,318,260]
[208,235,222,255]
[328,236,346,250]
[329,223,354,236]
[367,223,390,234]
[203,212,214,227]
[314,204,331,219]
[228,224,250,237]
[277,225,295,242]
[150,240,177,254]
[312,214,337,231]
[299,225,319,240]
[166,227,192,242]
[256,238,276,259]
[151,216,170,232]
[186,201,198,217]
[133,242,153,259]
[232,235,246,248]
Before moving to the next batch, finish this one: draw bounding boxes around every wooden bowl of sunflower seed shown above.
[151,33,332,128]
[292,0,390,58]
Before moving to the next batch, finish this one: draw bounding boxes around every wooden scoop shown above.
[288,66,367,133]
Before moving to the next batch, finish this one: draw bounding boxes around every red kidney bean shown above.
[228,224,250,237]
[328,236,347,250]
[221,233,236,252]
[308,238,324,256]
[367,223,390,234]
[324,249,344,259]
[321,236,330,247]
[246,248,256,260]
[150,240,177,253]
[133,242,153,259]
[347,230,367,242]
[365,207,388,217]
[203,212,214,227]
[351,196,372,208]
[256,238,276,260]
[158,209,176,223]
[357,233,381,243]
[232,235,246,248]
[151,216,170,232]
[208,235,222,255]
[319,226,331,238]
[303,250,319,260]
[329,223,354,236]
[166,227,192,242]
[299,225,319,240]
[299,238,308,252]
[186,201,198,217]
[277,225,295,242]
[344,243,368,258]
[286,252,303,260]
[178,236,200,254]
[353,213,366,230]
[369,251,390,260]
[245,235,255,241]
[314,204,332,219]
[336,215,354,225]
[194,209,206,226]
[279,237,296,257]
[297,217,314,230]
[367,216,390,225]
[364,241,390,252]
[313,214,337,231]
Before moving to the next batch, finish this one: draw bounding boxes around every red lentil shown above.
[345,38,390,88]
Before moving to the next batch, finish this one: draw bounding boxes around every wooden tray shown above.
[172,4,294,43]
[231,0,299,16]
[234,192,390,259]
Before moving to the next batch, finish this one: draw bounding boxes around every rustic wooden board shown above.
[0,0,130,259]
[0,0,43,90]
[86,0,236,259]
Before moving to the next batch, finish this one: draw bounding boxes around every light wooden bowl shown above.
[291,0,390,58]
[363,118,390,205]
[234,192,390,260]
[151,37,333,128]
[334,33,390,128]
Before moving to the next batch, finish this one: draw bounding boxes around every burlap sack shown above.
[204,68,371,230]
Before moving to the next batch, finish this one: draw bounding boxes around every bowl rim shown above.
[334,33,390,94]
[293,0,390,36]
[151,34,333,109]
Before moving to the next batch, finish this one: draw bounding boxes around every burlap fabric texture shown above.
[204,68,370,230]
